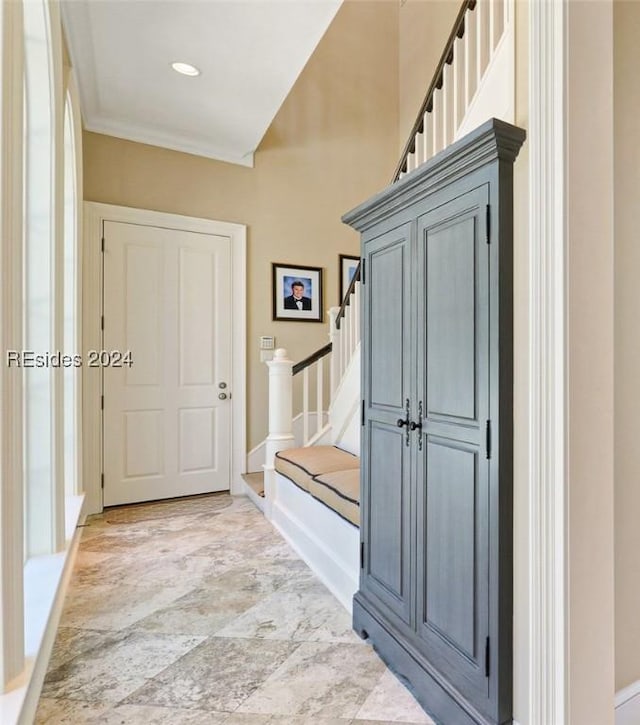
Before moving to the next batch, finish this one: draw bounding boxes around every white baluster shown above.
[432,86,443,156]
[354,283,360,348]
[489,0,496,54]
[465,5,478,107]
[345,305,351,360]
[328,307,340,397]
[453,34,466,134]
[316,357,323,434]
[477,0,491,79]
[340,310,349,376]
[264,349,295,519]
[351,301,356,354]
[422,112,430,162]
[302,366,309,444]
[492,0,505,51]
[351,282,360,349]
[424,111,434,164]
[443,61,454,147]
[414,131,424,168]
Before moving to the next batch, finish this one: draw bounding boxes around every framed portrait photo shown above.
[339,254,360,303]
[272,263,324,322]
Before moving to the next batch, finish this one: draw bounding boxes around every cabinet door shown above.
[360,223,413,627]
[414,186,493,714]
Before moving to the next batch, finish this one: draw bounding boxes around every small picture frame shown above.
[339,254,360,303]
[272,263,324,323]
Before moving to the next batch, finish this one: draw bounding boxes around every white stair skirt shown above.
[270,472,359,612]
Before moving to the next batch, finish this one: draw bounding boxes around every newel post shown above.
[328,307,340,397]
[263,348,295,519]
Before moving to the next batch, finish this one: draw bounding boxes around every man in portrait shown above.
[283,279,312,311]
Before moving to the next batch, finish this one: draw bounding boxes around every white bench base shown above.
[270,471,359,612]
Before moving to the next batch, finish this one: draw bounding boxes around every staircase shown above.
[259,0,515,512]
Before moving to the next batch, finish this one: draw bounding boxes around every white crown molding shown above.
[61,0,256,167]
[527,1,567,723]
[83,115,255,167]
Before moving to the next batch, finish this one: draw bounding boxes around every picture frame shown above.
[272,263,324,322]
[339,254,360,304]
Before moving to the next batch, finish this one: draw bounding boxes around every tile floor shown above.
[35,493,434,725]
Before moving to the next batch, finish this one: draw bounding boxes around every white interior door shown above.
[103,220,232,506]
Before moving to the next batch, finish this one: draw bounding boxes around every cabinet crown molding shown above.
[342,118,526,233]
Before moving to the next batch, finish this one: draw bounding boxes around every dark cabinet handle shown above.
[413,401,424,451]
[400,398,411,445]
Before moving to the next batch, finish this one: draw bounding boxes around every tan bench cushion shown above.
[274,445,359,493]
[310,468,360,527]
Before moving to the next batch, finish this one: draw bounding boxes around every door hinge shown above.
[361,258,366,284]
[360,541,365,568]
[101,236,105,252]
[486,419,492,459]
[485,637,490,677]
[101,315,104,331]
[101,473,104,489]
[361,399,365,427]
[101,394,104,410]
[486,205,491,244]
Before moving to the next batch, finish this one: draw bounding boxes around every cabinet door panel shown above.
[361,224,413,626]
[415,186,491,710]
[426,216,477,422]
[425,439,478,660]
[365,422,411,618]
[368,240,406,411]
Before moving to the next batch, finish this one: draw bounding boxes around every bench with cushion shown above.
[269,444,361,611]
[274,445,360,526]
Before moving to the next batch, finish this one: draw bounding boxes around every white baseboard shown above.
[508,681,639,725]
[271,472,359,612]
[616,680,640,725]
[238,477,264,513]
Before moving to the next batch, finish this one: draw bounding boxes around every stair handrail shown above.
[292,343,332,376]
[393,0,475,182]
[335,261,361,330]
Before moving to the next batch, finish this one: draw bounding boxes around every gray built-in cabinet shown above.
[342,119,525,725]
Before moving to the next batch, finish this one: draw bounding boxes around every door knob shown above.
[218,382,227,389]
[412,401,424,451]
[398,398,411,446]
[218,393,228,400]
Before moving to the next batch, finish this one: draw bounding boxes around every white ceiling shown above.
[61,0,342,167]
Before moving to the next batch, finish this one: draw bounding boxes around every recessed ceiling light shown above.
[171,61,200,77]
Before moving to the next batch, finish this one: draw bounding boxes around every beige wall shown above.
[398,0,460,151]
[83,0,399,452]
[567,2,615,720]
[614,0,640,693]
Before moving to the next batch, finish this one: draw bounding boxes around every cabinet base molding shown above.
[353,593,510,725]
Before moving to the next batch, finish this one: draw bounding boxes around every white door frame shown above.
[83,202,247,514]
[528,2,615,724]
